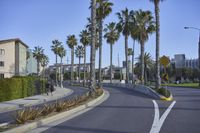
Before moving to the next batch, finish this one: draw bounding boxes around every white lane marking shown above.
[150,100,176,133]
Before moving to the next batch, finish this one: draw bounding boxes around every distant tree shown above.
[128,48,133,61]
[104,22,120,83]
[136,52,154,84]
[66,35,77,85]
[75,45,85,83]
[33,46,44,76]
[79,29,90,85]
[58,45,66,88]
[51,40,62,86]
[41,54,49,78]
[116,8,134,83]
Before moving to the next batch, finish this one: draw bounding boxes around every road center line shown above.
[150,100,176,133]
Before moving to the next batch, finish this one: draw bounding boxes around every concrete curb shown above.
[103,83,160,99]
[160,93,173,101]
[3,90,108,133]
[103,83,173,101]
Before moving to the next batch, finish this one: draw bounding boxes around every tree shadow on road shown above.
[42,125,136,133]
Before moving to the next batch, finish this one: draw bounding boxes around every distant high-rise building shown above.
[185,59,199,69]
[171,54,199,69]
[174,54,185,68]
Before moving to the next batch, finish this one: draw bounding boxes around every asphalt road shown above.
[31,86,200,133]
[0,84,88,124]
[160,86,200,133]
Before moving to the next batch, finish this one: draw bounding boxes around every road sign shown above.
[160,56,170,67]
[162,73,169,81]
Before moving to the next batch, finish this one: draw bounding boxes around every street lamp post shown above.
[184,26,200,87]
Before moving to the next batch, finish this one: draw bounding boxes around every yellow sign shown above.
[160,56,170,67]
[162,74,169,81]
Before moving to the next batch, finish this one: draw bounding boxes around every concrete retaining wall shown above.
[103,83,160,99]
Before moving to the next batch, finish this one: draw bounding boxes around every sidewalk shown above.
[0,87,73,113]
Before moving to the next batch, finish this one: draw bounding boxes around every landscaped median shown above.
[154,87,173,101]
[0,89,108,133]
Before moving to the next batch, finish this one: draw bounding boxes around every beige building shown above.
[0,38,28,78]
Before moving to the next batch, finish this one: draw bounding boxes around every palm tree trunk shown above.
[71,48,74,85]
[90,0,96,91]
[141,42,145,85]
[125,35,129,83]
[55,55,58,86]
[132,40,135,84]
[144,65,147,84]
[98,19,103,88]
[84,46,86,86]
[37,61,40,76]
[155,1,161,89]
[110,44,113,83]
[78,57,81,83]
[60,58,63,88]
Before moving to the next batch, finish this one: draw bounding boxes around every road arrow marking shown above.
[150,100,176,133]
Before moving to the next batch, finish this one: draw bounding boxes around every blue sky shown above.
[0,0,200,67]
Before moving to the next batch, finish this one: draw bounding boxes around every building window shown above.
[0,49,5,55]
[0,74,4,78]
[0,61,4,67]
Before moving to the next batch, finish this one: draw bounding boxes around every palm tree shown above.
[133,10,155,85]
[116,8,134,83]
[130,14,137,84]
[96,0,113,87]
[33,46,44,76]
[128,48,133,61]
[51,40,62,86]
[66,35,77,85]
[86,17,99,49]
[90,0,97,92]
[79,29,90,86]
[41,54,49,78]
[127,48,133,82]
[104,22,120,83]
[75,45,85,83]
[58,45,66,88]
[150,0,164,89]
[137,53,154,84]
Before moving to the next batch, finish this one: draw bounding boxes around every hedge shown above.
[0,77,46,102]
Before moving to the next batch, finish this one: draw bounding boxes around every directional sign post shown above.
[160,56,170,82]
[160,56,170,73]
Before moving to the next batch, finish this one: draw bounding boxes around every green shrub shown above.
[157,88,171,98]
[0,76,47,102]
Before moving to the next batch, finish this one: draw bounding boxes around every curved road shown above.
[34,86,155,133]
[28,85,200,133]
